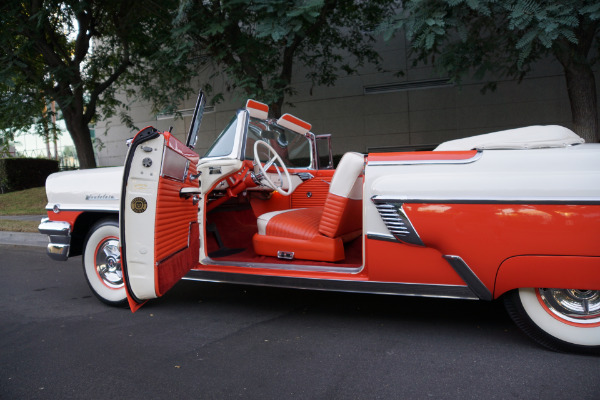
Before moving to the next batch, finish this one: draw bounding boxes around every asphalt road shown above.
[1,245,599,400]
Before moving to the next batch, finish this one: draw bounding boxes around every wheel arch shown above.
[70,211,119,256]
[494,255,600,299]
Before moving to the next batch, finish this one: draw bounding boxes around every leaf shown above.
[515,29,538,50]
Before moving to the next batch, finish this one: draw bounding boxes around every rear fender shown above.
[494,255,600,298]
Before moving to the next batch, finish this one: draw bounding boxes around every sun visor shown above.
[245,100,269,120]
[277,114,312,135]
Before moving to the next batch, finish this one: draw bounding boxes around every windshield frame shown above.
[243,118,315,169]
[201,108,323,170]
[202,109,249,161]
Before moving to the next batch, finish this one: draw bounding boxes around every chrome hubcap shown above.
[538,288,600,324]
[95,238,123,289]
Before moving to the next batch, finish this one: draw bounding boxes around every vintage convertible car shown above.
[40,93,600,353]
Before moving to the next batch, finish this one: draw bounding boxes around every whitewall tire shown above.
[505,288,600,354]
[82,219,127,307]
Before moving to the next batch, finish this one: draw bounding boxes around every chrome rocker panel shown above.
[183,270,479,300]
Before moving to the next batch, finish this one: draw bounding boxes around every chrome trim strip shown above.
[201,258,364,274]
[45,207,119,212]
[369,196,600,205]
[366,232,398,243]
[443,255,492,301]
[371,198,425,246]
[368,151,482,166]
[183,270,479,300]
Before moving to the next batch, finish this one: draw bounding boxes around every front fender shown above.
[494,255,600,298]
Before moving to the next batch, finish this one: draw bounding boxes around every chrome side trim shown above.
[370,197,600,205]
[443,255,492,301]
[371,197,425,246]
[183,270,479,300]
[368,151,482,166]
[365,233,397,243]
[38,218,71,261]
[45,207,119,212]
[201,258,364,274]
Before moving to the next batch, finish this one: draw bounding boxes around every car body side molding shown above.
[443,255,493,301]
[183,270,479,300]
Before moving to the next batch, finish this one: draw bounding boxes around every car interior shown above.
[200,101,364,271]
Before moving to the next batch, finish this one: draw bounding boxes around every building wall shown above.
[94,34,596,166]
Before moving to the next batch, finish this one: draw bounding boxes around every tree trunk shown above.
[63,113,97,169]
[269,99,284,119]
[562,62,599,143]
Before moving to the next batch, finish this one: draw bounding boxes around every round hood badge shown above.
[131,197,148,213]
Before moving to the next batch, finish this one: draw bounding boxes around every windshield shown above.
[245,117,312,168]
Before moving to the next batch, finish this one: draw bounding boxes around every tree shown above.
[382,0,600,142]
[170,0,394,118]
[0,1,193,168]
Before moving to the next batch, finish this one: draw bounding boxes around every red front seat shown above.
[252,152,364,262]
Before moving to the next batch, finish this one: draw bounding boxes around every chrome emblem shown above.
[131,197,148,213]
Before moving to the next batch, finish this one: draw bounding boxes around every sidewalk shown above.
[0,215,47,247]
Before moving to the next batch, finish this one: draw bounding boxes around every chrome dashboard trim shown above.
[183,270,479,300]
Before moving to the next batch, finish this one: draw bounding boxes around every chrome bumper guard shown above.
[38,218,71,261]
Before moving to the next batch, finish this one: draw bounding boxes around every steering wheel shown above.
[253,140,292,196]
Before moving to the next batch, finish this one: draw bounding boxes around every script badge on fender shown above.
[131,197,148,213]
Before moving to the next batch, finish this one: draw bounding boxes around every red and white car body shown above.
[41,94,600,353]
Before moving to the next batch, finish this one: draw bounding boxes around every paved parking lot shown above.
[1,244,599,399]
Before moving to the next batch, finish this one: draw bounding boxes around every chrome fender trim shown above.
[370,197,424,246]
[443,255,492,301]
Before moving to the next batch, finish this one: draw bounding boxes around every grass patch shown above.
[0,187,47,215]
[0,219,40,233]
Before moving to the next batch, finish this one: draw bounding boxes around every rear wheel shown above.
[82,219,127,307]
[504,288,600,354]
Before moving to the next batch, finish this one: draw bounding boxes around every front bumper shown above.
[38,218,71,261]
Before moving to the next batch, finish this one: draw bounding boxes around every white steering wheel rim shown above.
[253,140,292,196]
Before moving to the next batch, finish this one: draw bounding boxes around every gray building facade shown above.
[94,35,593,166]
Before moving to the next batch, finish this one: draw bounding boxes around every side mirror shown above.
[186,91,206,149]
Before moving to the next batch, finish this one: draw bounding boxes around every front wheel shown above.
[504,288,600,354]
[82,219,127,307]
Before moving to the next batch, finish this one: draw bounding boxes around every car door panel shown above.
[121,127,200,307]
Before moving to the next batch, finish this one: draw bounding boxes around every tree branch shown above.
[84,48,131,124]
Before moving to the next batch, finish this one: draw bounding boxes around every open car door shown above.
[120,94,205,311]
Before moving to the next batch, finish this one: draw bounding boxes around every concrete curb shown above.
[0,231,47,247]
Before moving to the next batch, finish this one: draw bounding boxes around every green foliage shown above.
[381,0,600,141]
[0,158,58,194]
[382,0,600,83]
[170,0,395,115]
[0,1,195,168]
